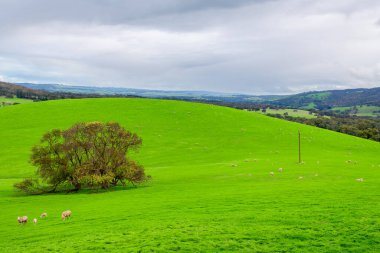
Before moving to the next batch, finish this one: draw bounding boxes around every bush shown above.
[16,122,149,193]
[14,179,46,194]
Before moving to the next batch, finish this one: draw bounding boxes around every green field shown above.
[262,108,318,118]
[1,98,380,252]
[302,102,317,109]
[305,92,331,100]
[332,105,380,117]
[0,96,33,106]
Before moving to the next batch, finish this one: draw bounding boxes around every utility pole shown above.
[298,130,301,163]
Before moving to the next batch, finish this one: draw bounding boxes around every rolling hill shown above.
[0,98,379,252]
[271,87,380,109]
[0,81,53,100]
[0,81,137,101]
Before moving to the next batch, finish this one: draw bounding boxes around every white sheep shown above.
[270,172,274,176]
[278,168,283,172]
[298,176,304,180]
[61,210,72,220]
[40,212,47,218]
[356,178,364,182]
[33,218,37,224]
[17,216,28,224]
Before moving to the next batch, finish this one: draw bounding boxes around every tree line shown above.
[267,113,380,142]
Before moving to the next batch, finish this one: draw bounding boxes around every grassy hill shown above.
[271,87,380,110]
[0,98,379,252]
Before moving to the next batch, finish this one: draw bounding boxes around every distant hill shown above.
[17,82,285,103]
[0,81,54,100]
[271,87,380,109]
[9,82,380,115]
[1,82,138,101]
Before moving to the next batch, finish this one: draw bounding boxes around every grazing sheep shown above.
[298,176,304,180]
[40,212,47,218]
[270,172,274,176]
[231,164,238,167]
[33,218,37,224]
[61,210,72,220]
[278,168,283,172]
[346,160,352,163]
[17,216,28,224]
[356,178,364,182]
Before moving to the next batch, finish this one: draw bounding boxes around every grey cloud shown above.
[1,0,380,94]
[0,0,259,26]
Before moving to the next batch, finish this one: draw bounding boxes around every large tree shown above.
[15,122,148,193]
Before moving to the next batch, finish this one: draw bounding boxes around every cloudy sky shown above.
[0,0,380,94]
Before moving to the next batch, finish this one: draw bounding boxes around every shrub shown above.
[16,122,149,193]
[14,179,45,194]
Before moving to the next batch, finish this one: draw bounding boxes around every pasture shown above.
[0,96,33,106]
[0,98,379,252]
[332,105,380,117]
[261,108,318,118]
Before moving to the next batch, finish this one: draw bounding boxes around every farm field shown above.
[261,108,318,118]
[0,96,33,106]
[0,98,380,252]
[332,105,380,117]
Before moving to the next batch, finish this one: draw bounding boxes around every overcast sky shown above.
[0,0,380,94]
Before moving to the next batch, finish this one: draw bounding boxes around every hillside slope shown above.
[0,98,379,252]
[0,81,52,100]
[272,87,380,109]
[0,81,136,101]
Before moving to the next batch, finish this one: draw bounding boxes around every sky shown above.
[0,0,380,94]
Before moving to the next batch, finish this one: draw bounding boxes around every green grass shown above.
[302,102,317,109]
[0,96,33,106]
[305,92,331,100]
[0,98,380,252]
[262,108,318,118]
[356,106,380,117]
[332,105,380,117]
[331,106,351,112]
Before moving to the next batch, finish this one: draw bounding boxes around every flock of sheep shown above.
[269,167,363,182]
[269,167,306,179]
[17,210,72,225]
[233,162,365,182]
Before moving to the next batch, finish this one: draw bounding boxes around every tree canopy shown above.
[15,122,148,193]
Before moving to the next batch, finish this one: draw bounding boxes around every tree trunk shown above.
[74,182,81,191]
